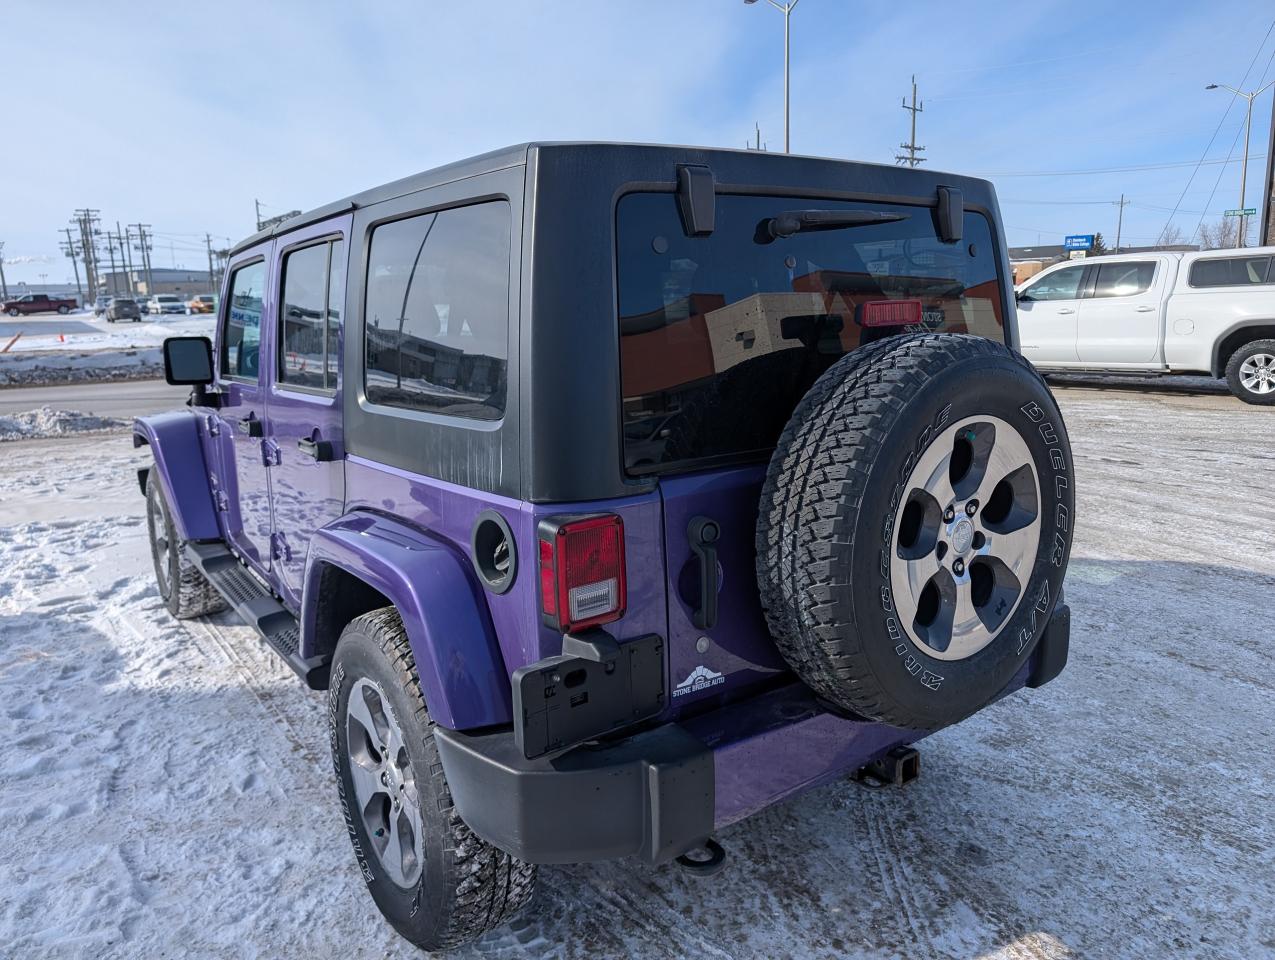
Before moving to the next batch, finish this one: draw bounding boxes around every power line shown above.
[1162,16,1275,239]
[982,154,1267,178]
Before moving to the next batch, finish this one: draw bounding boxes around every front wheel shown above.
[145,471,226,619]
[1225,339,1275,406]
[329,608,536,951]
[6,308,17,317]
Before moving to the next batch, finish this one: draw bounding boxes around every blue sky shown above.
[3,0,1273,286]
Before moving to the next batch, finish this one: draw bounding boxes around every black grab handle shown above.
[688,516,720,630]
[297,437,335,462]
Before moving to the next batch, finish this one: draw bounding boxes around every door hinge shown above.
[270,532,292,562]
[203,414,220,437]
[214,490,230,512]
[260,438,281,467]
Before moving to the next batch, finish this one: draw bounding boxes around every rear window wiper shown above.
[758,209,910,242]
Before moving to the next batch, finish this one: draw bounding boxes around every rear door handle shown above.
[1136,305,1155,312]
[688,516,720,630]
[298,437,336,462]
[1056,308,1075,315]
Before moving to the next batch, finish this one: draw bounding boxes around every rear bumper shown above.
[438,602,1070,865]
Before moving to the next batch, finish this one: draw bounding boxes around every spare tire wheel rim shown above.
[891,414,1042,662]
[345,677,424,887]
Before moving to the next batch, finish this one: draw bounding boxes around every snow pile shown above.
[0,348,163,387]
[0,406,128,441]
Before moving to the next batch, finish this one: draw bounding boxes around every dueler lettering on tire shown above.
[756,333,1074,730]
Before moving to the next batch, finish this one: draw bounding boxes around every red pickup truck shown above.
[3,293,78,316]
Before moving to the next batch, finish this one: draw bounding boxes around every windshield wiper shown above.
[758,209,910,242]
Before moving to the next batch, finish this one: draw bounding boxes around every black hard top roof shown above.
[227,140,997,258]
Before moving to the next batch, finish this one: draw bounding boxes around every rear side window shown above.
[279,238,344,391]
[221,260,266,381]
[616,192,1005,475]
[364,201,510,420]
[1092,261,1155,298]
[1188,255,1272,288]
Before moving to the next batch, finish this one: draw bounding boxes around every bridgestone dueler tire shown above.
[329,609,536,951]
[145,471,226,620]
[756,334,1074,730]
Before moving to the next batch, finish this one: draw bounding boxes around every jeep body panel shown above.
[303,511,510,730]
[132,411,220,541]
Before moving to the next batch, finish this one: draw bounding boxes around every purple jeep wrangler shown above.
[136,143,1073,950]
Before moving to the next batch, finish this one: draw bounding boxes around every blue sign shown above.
[1064,234,1095,251]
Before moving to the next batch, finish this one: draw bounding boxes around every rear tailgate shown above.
[617,189,1011,718]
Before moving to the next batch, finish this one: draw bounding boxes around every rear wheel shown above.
[145,471,226,619]
[57,305,69,314]
[329,608,536,951]
[1224,339,1275,406]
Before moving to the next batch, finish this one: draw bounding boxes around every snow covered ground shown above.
[0,311,213,387]
[0,384,1271,959]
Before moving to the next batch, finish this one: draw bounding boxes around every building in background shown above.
[97,267,215,298]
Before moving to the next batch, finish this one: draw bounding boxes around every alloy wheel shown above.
[890,415,1042,661]
[1239,353,1275,395]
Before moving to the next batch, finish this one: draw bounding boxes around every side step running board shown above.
[185,541,330,690]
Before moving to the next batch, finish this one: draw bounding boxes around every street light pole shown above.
[1206,80,1275,248]
[745,0,800,154]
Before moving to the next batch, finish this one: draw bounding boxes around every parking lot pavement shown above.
[0,384,1270,959]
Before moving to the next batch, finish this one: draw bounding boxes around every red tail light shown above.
[537,514,626,632]
[859,299,923,327]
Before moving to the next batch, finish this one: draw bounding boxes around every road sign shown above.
[1223,208,1258,217]
[1064,234,1094,250]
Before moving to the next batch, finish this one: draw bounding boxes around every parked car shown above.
[135,142,1074,951]
[148,294,186,315]
[106,297,142,322]
[187,293,216,314]
[3,293,78,316]
[1016,247,1275,404]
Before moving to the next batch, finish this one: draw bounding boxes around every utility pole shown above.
[205,233,217,291]
[743,0,800,154]
[60,227,83,301]
[73,209,101,301]
[896,75,926,167]
[104,231,121,294]
[1262,83,1275,247]
[132,223,154,296]
[1113,194,1130,252]
[117,221,135,296]
[0,242,8,300]
[255,198,264,231]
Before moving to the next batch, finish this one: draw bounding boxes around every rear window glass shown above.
[616,192,1005,475]
[1188,255,1272,288]
[1092,261,1155,298]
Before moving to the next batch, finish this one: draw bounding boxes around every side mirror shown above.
[163,336,214,386]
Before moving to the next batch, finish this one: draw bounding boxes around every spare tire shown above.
[756,333,1074,730]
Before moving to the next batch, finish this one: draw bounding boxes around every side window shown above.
[1188,256,1273,288]
[1092,261,1155,298]
[1022,265,1084,302]
[279,238,344,391]
[221,260,266,381]
[364,201,510,420]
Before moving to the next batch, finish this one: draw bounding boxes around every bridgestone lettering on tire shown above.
[756,334,1074,730]
[329,608,536,951]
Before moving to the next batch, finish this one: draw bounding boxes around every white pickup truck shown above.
[1015,247,1275,404]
